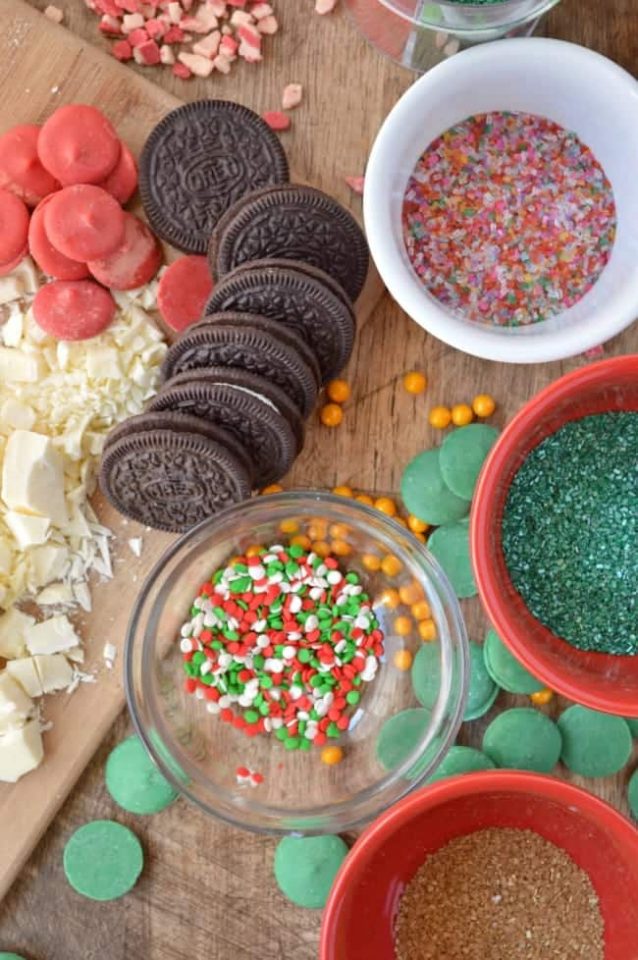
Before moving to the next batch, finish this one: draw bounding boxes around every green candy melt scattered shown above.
[105,735,178,815]
[558,706,632,778]
[483,708,562,773]
[63,820,144,901]
[376,707,441,780]
[502,412,638,656]
[483,628,544,695]
[428,745,495,783]
[401,448,471,526]
[428,519,476,599]
[463,640,499,721]
[439,424,499,500]
[274,835,348,909]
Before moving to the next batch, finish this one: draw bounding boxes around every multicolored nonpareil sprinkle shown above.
[179,544,384,748]
[402,112,617,327]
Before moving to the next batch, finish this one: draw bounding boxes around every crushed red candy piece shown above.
[112,38,133,59]
[282,82,302,110]
[345,175,365,195]
[262,111,290,131]
[172,61,192,78]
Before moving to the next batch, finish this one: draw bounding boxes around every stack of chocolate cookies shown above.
[99,100,369,533]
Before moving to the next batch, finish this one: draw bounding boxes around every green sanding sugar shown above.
[502,413,638,656]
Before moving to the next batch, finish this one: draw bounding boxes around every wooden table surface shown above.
[2,1,637,958]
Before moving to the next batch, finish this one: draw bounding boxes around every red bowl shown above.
[320,771,638,960]
[471,355,638,716]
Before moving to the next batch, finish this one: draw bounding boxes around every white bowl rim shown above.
[364,37,638,364]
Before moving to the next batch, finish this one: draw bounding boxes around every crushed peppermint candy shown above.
[180,544,384,749]
[83,0,278,80]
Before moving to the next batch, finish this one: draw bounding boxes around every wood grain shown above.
[1,0,637,958]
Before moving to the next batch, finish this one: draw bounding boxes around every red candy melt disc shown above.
[0,124,60,207]
[88,212,162,290]
[44,184,125,262]
[0,188,30,265]
[0,245,28,278]
[38,104,121,186]
[28,195,89,281]
[157,255,213,332]
[98,142,138,205]
[33,280,116,341]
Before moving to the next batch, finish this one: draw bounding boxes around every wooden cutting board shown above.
[0,0,384,901]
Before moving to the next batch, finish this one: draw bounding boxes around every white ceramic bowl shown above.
[364,38,638,363]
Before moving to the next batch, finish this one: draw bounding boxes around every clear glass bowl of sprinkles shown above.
[344,0,560,72]
[125,492,469,835]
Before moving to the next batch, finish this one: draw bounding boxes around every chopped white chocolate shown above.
[6,657,43,697]
[0,718,44,782]
[5,511,50,549]
[0,672,33,733]
[34,653,74,693]
[0,608,35,660]
[25,615,81,656]
[103,642,117,669]
[2,430,68,525]
[36,582,75,607]
[127,537,143,557]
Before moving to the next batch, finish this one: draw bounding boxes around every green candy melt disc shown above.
[558,706,632,778]
[274,835,348,909]
[483,708,562,773]
[464,640,499,721]
[439,423,500,500]
[63,820,144,901]
[483,628,544,695]
[400,448,470,526]
[428,745,495,783]
[0,954,27,959]
[376,707,441,780]
[428,519,477,599]
[106,735,178,815]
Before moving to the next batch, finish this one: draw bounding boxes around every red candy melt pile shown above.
[0,104,163,340]
[84,0,278,80]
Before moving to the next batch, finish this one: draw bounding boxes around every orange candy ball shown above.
[403,371,427,395]
[326,379,351,404]
[320,403,344,427]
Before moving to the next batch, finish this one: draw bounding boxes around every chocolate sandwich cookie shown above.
[156,366,304,450]
[208,184,369,302]
[148,376,299,487]
[139,101,289,255]
[100,412,252,533]
[160,313,320,418]
[204,261,356,383]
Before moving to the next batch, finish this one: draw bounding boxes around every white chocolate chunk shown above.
[34,653,74,693]
[0,672,33,733]
[6,657,43,697]
[25,615,80,656]
[36,582,74,606]
[0,719,44,782]
[0,608,36,660]
[28,543,70,589]
[0,398,36,431]
[5,511,50,549]
[2,430,68,525]
[0,347,43,382]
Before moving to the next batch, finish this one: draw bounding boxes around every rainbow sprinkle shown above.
[402,112,616,327]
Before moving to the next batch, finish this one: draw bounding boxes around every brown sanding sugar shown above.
[394,828,604,960]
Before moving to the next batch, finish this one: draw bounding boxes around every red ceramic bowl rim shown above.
[319,770,638,957]
[470,355,638,715]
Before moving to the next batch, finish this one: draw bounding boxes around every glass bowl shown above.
[344,0,561,72]
[125,492,469,835]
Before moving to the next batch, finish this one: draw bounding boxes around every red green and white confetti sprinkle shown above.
[402,111,616,327]
[179,544,384,750]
